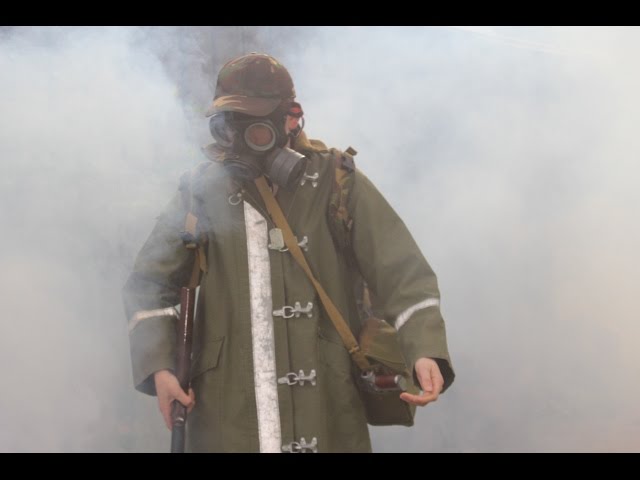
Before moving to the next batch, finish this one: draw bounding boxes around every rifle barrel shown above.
[170,286,196,453]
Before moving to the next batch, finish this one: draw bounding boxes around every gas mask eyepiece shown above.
[243,122,277,152]
[208,112,236,150]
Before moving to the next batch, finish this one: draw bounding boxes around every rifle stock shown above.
[171,286,196,453]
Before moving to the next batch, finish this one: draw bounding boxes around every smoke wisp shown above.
[1,26,638,452]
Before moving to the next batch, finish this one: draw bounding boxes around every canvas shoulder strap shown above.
[254,175,372,372]
[327,146,357,254]
[179,162,210,288]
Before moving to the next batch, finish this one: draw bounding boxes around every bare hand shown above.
[400,357,444,407]
[154,369,196,430]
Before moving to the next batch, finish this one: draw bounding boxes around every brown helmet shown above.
[205,53,295,117]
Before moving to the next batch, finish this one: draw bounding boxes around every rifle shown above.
[170,286,196,453]
[170,165,208,453]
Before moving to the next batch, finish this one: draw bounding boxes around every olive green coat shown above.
[123,135,454,452]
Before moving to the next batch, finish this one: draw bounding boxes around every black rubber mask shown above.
[209,111,307,190]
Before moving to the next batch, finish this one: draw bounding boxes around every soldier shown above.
[123,53,455,452]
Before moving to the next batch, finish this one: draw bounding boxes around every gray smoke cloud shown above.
[290,26,640,452]
[0,26,198,452]
[1,26,638,452]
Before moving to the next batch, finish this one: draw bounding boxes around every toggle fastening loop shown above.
[300,172,319,188]
[282,437,318,453]
[273,302,314,319]
[277,369,317,386]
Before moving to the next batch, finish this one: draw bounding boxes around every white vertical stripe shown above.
[244,201,282,453]
[394,298,440,331]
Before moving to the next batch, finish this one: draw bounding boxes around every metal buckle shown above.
[300,172,319,188]
[273,302,313,319]
[282,437,318,453]
[179,231,198,248]
[273,306,295,319]
[228,192,243,205]
[277,369,317,386]
[282,441,302,453]
[278,372,300,386]
[296,236,309,252]
[268,231,310,253]
[268,228,287,251]
[293,301,313,318]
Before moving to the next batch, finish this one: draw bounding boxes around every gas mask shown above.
[209,107,307,191]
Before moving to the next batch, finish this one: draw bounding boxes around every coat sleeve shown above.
[348,169,455,392]
[122,176,195,396]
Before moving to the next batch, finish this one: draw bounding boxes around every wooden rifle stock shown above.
[170,286,196,453]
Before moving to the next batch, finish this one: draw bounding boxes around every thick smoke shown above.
[1,26,638,452]
[0,26,200,452]
[290,26,640,452]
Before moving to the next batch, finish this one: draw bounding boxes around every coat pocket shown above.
[190,336,225,380]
